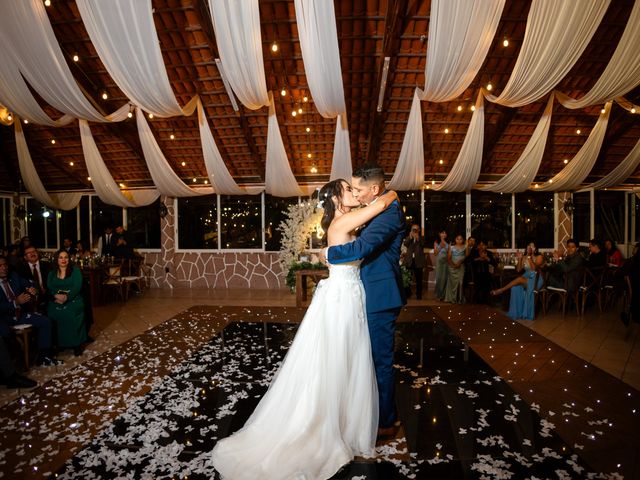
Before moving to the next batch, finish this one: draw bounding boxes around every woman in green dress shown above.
[47,249,86,355]
[444,234,466,304]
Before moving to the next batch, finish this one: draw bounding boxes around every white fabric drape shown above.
[419,0,505,102]
[295,0,352,176]
[76,0,197,118]
[265,92,303,197]
[487,0,609,107]
[136,107,211,197]
[15,121,82,210]
[196,99,247,194]
[435,91,485,192]
[0,0,113,123]
[80,119,159,207]
[208,0,269,110]
[330,114,353,181]
[388,89,424,190]
[482,94,555,193]
[556,0,640,109]
[615,96,640,113]
[582,137,640,190]
[537,102,611,191]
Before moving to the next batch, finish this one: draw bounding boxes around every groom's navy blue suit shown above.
[327,199,406,428]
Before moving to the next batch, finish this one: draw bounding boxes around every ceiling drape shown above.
[536,102,611,191]
[556,0,640,109]
[486,0,609,107]
[434,91,485,192]
[295,0,352,180]
[265,92,303,197]
[208,0,270,110]
[76,0,197,118]
[582,137,640,190]
[418,0,504,102]
[388,89,424,190]
[136,107,211,197]
[15,121,82,211]
[482,94,555,193]
[79,119,159,207]
[0,0,120,123]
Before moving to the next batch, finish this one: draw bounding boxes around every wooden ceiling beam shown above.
[0,127,20,191]
[365,0,422,167]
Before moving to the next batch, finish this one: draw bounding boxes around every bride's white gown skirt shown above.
[212,262,378,479]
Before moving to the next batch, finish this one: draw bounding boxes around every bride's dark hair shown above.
[318,179,347,234]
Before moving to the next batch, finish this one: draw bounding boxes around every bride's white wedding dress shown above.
[211,260,378,479]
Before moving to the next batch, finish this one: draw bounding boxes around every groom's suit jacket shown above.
[327,200,406,313]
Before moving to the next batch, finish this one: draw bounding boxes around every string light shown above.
[271,42,278,53]
[102,92,108,100]
[444,128,449,134]
[7,114,12,121]
[298,107,303,114]
[471,105,476,112]
[181,161,186,167]
[563,159,569,164]
[310,166,318,174]
[44,0,51,6]
[576,128,581,135]
[306,127,311,133]
[503,38,509,47]
[192,178,197,183]
[72,54,79,62]
[119,183,125,188]
[439,159,444,165]
[631,108,636,114]
[87,177,91,181]
[69,161,74,166]
[127,111,133,119]
[51,139,56,144]
[303,96,308,102]
[291,110,297,117]
[457,105,462,112]
[23,119,29,124]
[148,113,154,119]
[204,179,209,184]
[170,133,175,140]
[486,82,493,91]
[280,88,286,97]
[601,108,606,114]
[307,153,312,158]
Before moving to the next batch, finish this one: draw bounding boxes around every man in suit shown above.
[549,238,584,293]
[99,226,116,257]
[113,225,134,259]
[16,245,51,313]
[321,164,406,437]
[402,224,426,299]
[0,256,60,366]
[62,238,77,256]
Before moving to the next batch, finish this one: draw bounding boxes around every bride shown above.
[211,179,399,479]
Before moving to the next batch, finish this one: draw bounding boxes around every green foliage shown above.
[401,265,412,288]
[286,261,327,291]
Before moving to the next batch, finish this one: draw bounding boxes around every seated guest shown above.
[604,239,623,267]
[586,239,606,270]
[548,239,584,293]
[0,256,61,366]
[619,243,640,326]
[491,242,545,320]
[18,236,31,256]
[75,240,91,260]
[62,238,77,256]
[0,336,37,389]
[444,234,466,304]
[470,240,497,304]
[16,246,51,313]
[47,250,86,356]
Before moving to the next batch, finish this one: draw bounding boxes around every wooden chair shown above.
[10,324,34,371]
[579,267,604,316]
[102,263,125,302]
[121,258,145,300]
[543,268,581,317]
[533,267,548,317]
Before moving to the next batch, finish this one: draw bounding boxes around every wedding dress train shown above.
[211,261,378,479]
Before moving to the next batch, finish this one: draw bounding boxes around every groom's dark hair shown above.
[353,164,385,188]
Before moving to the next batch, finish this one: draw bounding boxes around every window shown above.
[58,208,77,246]
[515,192,553,248]
[471,191,512,249]
[1,197,12,247]
[398,191,421,233]
[26,198,56,248]
[127,199,161,249]
[594,191,625,244]
[572,192,590,244]
[264,195,299,251]
[220,194,262,249]
[424,191,465,244]
[91,196,123,245]
[177,195,217,249]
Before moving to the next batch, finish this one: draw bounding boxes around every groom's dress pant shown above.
[367,307,401,428]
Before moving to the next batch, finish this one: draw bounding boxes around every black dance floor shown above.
[55,318,611,479]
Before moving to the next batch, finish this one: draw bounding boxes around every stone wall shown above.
[556,192,573,253]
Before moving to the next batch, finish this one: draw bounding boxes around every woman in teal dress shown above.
[433,230,449,300]
[444,234,466,303]
[491,242,545,320]
[47,249,86,355]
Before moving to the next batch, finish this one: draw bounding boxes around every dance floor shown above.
[0,306,637,479]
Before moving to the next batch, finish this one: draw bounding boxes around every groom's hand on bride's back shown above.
[319,247,330,266]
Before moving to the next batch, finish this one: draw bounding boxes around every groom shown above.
[321,164,406,437]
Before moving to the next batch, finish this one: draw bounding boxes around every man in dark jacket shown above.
[16,246,51,313]
[402,224,426,299]
[549,238,584,293]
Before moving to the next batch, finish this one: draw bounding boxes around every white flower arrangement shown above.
[277,202,323,270]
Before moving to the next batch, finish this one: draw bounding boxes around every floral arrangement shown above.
[277,202,323,272]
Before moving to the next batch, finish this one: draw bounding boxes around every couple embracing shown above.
[212,164,406,479]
